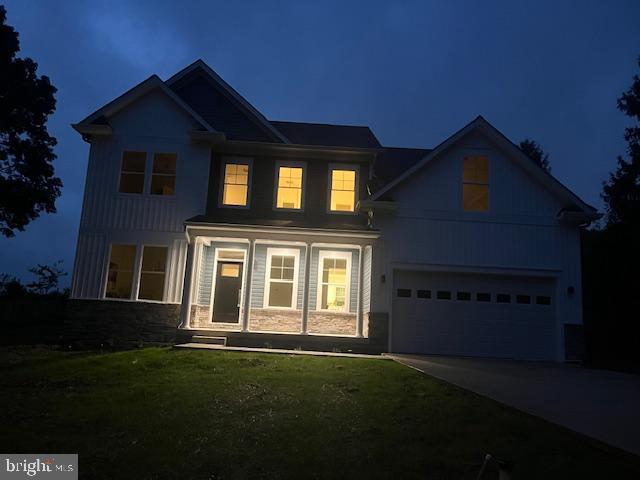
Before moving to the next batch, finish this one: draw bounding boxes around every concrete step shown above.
[191,335,227,346]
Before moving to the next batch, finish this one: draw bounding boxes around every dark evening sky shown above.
[1,0,639,284]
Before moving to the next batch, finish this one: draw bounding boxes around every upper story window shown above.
[276,166,303,210]
[329,168,357,212]
[119,151,146,194]
[222,162,250,207]
[150,153,176,196]
[463,155,489,212]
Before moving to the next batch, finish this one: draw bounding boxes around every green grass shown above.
[0,347,638,479]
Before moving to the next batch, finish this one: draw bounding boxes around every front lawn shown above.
[0,347,638,479]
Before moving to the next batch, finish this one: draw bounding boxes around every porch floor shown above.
[174,343,388,359]
[176,328,385,354]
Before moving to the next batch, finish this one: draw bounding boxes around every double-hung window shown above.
[150,153,177,195]
[276,165,303,209]
[105,244,137,299]
[119,152,146,193]
[265,249,298,308]
[329,168,357,212]
[318,251,351,312]
[105,244,168,301]
[138,246,168,301]
[222,162,250,206]
[463,155,489,211]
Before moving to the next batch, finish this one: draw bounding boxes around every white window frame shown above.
[150,153,178,196]
[103,243,172,303]
[461,154,490,213]
[103,243,140,301]
[136,244,169,303]
[218,157,253,209]
[327,163,360,215]
[263,247,300,310]
[117,151,148,195]
[316,250,352,312]
[273,160,306,212]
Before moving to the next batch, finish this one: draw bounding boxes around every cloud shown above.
[83,4,190,75]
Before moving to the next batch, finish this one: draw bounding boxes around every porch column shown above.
[356,245,365,338]
[179,238,198,329]
[301,242,312,334]
[241,239,255,332]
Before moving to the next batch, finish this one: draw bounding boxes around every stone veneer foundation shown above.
[249,308,301,333]
[307,311,357,336]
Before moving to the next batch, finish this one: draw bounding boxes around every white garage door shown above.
[392,270,557,360]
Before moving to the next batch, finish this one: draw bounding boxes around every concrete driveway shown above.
[390,354,640,456]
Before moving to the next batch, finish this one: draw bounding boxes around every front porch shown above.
[180,223,378,343]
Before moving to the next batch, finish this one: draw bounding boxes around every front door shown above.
[212,261,244,323]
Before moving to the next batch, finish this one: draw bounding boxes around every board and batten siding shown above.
[72,232,188,303]
[71,89,211,303]
[371,128,587,360]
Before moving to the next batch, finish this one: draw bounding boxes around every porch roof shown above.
[185,215,374,232]
[184,218,379,244]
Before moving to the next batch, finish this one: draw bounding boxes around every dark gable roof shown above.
[270,121,382,149]
[169,68,281,143]
[374,147,431,185]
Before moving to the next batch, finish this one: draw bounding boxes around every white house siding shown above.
[371,130,584,361]
[71,90,211,304]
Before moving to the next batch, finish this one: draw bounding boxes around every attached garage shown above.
[391,270,557,360]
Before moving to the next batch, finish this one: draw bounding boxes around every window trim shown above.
[103,243,172,303]
[218,157,253,209]
[150,152,178,197]
[273,160,306,212]
[326,163,359,215]
[136,245,169,302]
[263,247,300,310]
[103,243,140,301]
[316,250,352,312]
[462,154,490,213]
[117,150,148,195]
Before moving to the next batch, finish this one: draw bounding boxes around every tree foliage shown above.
[0,5,61,237]
[602,56,640,227]
[519,138,551,173]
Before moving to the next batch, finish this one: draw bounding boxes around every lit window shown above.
[266,253,296,308]
[320,256,349,311]
[276,166,303,209]
[463,156,489,211]
[119,152,146,193]
[138,246,167,301]
[330,169,356,212]
[151,153,176,195]
[222,163,249,206]
[106,244,136,299]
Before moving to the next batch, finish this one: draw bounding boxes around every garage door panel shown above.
[392,270,556,360]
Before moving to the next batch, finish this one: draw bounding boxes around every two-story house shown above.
[66,60,599,361]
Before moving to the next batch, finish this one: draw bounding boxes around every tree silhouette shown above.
[602,56,640,227]
[0,5,61,237]
[519,139,551,173]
